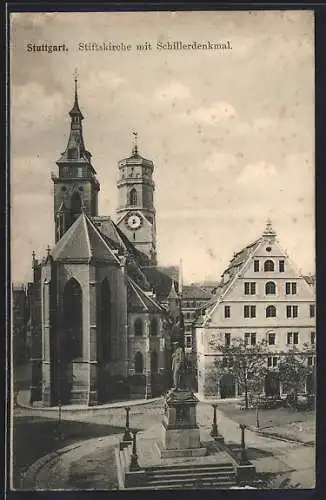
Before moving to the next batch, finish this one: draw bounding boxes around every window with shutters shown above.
[244,282,256,295]
[244,305,256,318]
[287,305,298,318]
[224,306,231,318]
[285,282,297,295]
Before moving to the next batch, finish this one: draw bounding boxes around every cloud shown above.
[11,83,65,128]
[179,101,237,125]
[201,152,238,174]
[154,81,192,101]
[83,70,125,93]
[236,160,279,186]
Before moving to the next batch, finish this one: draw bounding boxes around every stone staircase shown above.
[125,462,237,490]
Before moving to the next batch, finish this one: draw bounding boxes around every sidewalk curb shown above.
[21,435,119,489]
[246,425,315,447]
[17,390,162,413]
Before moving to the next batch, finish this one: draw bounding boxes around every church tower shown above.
[52,75,100,242]
[116,133,157,264]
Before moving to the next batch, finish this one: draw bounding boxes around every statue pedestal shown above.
[159,388,207,458]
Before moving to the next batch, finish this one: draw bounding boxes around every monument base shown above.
[156,440,207,458]
[159,387,207,458]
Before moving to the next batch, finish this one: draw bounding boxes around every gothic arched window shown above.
[265,281,276,295]
[100,278,111,362]
[266,305,276,318]
[150,317,158,336]
[134,318,143,336]
[129,188,137,206]
[62,278,83,360]
[151,350,158,374]
[70,191,82,222]
[134,352,143,374]
[264,260,275,272]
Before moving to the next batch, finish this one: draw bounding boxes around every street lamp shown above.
[123,407,132,442]
[239,424,249,465]
[129,430,140,471]
[210,403,219,437]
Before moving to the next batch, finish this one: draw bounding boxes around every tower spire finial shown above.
[69,69,83,119]
[263,218,276,237]
[74,68,78,98]
[132,131,138,155]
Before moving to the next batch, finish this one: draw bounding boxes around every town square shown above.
[10,10,315,490]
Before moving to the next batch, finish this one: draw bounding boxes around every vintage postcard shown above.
[9,10,315,491]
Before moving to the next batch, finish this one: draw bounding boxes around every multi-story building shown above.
[181,285,214,353]
[195,221,316,399]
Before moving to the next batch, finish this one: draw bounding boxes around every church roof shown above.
[181,285,213,300]
[51,212,120,263]
[127,278,166,313]
[92,216,150,266]
[141,266,179,300]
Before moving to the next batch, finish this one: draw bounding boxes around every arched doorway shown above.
[265,371,280,397]
[220,373,236,399]
[59,278,83,404]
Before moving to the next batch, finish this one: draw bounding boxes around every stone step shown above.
[146,462,234,472]
[146,475,236,486]
[147,471,236,482]
[126,481,236,490]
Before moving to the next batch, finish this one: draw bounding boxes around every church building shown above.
[28,78,183,406]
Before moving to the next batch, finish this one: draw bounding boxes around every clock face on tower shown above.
[126,214,142,230]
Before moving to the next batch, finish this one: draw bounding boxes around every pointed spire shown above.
[178,259,183,296]
[69,69,84,119]
[167,280,179,300]
[132,131,138,155]
[263,218,276,238]
[32,250,36,268]
[46,245,51,255]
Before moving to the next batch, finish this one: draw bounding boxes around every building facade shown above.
[12,283,29,365]
[195,221,316,399]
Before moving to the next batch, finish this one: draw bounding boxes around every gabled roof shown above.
[196,220,315,328]
[51,212,120,263]
[127,278,166,313]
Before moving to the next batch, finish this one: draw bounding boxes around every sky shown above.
[10,10,315,284]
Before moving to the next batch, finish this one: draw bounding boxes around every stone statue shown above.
[172,341,186,390]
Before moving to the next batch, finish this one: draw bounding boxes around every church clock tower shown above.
[116,133,157,264]
[52,75,100,242]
